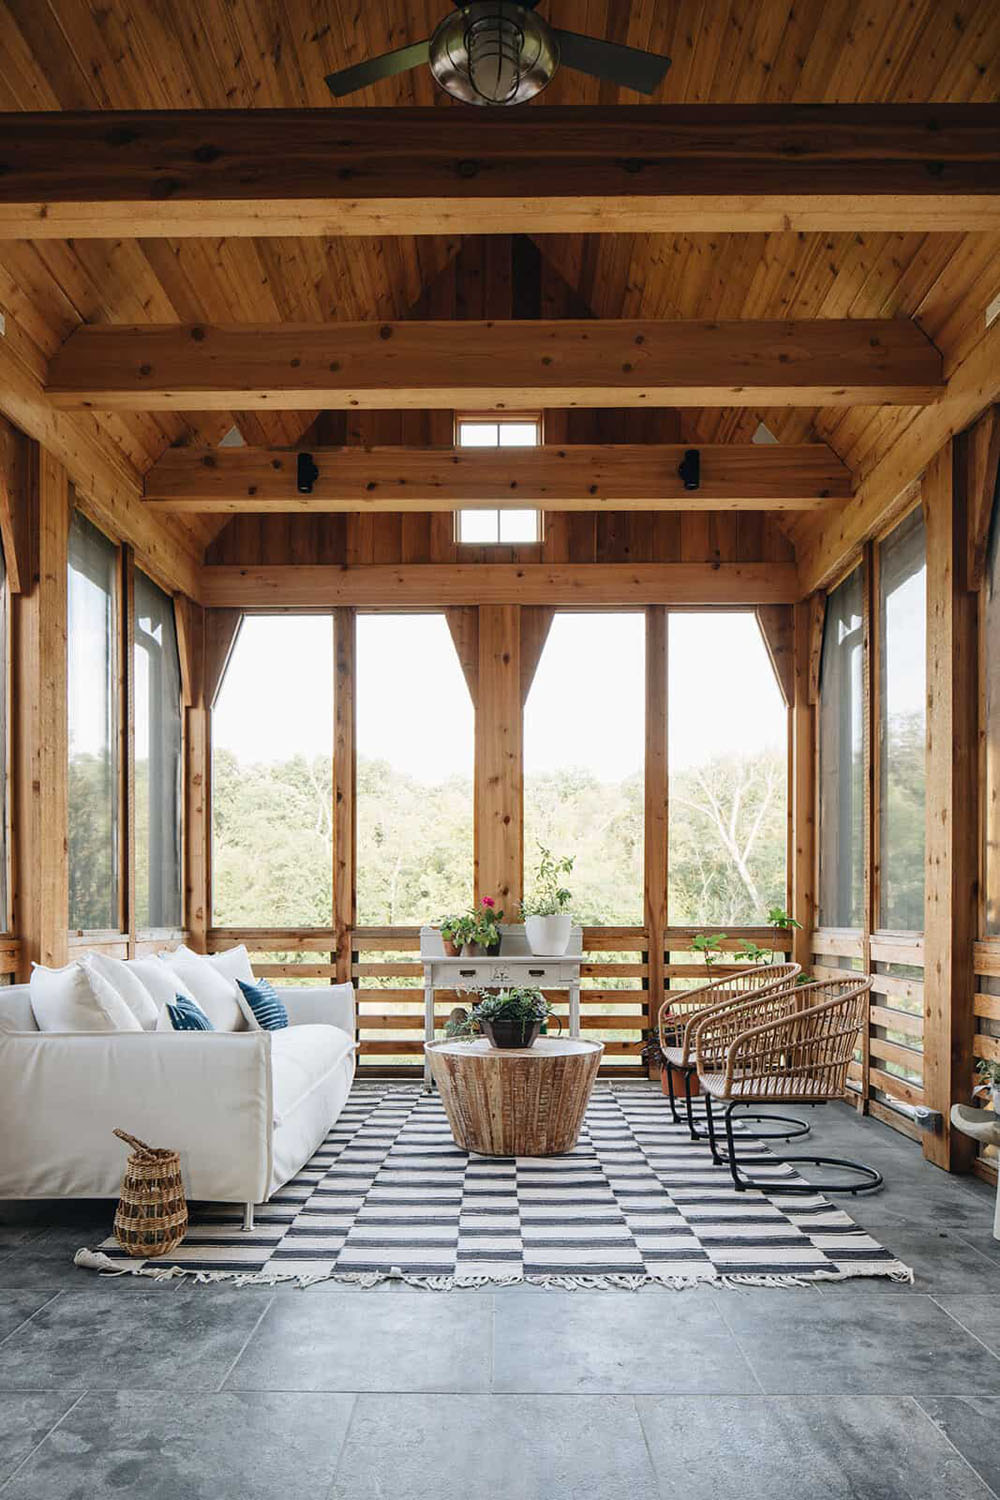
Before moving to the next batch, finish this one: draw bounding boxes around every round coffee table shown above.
[425,1036,604,1156]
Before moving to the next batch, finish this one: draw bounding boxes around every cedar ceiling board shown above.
[0,1,999,542]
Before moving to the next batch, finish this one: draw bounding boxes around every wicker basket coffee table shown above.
[425,1036,604,1156]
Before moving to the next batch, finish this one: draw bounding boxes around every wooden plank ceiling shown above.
[1,0,999,559]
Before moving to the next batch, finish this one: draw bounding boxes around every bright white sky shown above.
[213,610,787,782]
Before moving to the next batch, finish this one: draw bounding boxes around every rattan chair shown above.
[692,975,880,1194]
[657,962,801,1140]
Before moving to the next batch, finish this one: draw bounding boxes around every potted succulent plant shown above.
[520,845,575,956]
[976,1058,1000,1116]
[474,987,556,1050]
[474,897,504,956]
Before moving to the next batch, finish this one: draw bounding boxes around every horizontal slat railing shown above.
[971,941,1000,1186]
[810,926,925,1140]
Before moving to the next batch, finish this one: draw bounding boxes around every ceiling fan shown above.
[325,2,671,106]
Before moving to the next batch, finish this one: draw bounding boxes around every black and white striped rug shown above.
[81,1084,912,1289]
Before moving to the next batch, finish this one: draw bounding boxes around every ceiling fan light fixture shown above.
[429,2,558,106]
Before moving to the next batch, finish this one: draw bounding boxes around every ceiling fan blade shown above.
[551,30,670,95]
[325,40,430,98]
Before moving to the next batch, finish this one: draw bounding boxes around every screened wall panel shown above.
[668,613,787,925]
[212,616,334,927]
[67,511,119,931]
[524,613,644,925]
[818,567,865,930]
[0,541,7,931]
[356,614,474,925]
[878,507,927,932]
[133,570,182,931]
[986,513,1000,935]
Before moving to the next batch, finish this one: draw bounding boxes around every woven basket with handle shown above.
[112,1129,188,1259]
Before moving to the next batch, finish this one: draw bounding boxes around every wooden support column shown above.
[333,608,356,984]
[12,445,70,973]
[644,608,669,1065]
[174,596,208,950]
[790,599,817,971]
[476,605,522,909]
[923,440,978,1171]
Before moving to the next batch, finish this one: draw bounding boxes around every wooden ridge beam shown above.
[199,561,800,609]
[796,314,1000,594]
[143,441,853,512]
[47,319,943,412]
[2,105,999,238]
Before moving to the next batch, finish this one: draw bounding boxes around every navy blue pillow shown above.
[238,977,289,1031]
[166,994,214,1031]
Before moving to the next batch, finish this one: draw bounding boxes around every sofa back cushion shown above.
[80,953,159,1030]
[159,950,249,1032]
[124,957,196,1016]
[29,962,143,1033]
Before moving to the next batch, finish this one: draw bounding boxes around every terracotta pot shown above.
[442,937,460,957]
[662,1064,700,1098]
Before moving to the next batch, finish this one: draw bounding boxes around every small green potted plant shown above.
[520,845,575,956]
[474,897,504,957]
[474,987,557,1050]
[439,915,462,958]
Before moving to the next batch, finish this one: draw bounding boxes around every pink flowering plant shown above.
[472,896,504,948]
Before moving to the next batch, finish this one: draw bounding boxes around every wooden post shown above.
[333,607,356,984]
[175,598,208,950]
[791,599,817,971]
[644,608,668,1065]
[476,604,522,909]
[12,445,69,973]
[923,439,978,1171]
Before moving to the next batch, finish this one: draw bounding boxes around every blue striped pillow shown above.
[166,994,214,1031]
[238,977,289,1031]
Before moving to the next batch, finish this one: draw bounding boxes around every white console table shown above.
[419,924,584,1089]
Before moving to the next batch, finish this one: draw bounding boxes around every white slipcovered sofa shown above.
[0,982,356,1226]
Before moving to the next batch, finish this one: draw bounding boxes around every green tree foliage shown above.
[211,744,789,932]
[68,752,116,930]
[880,709,925,931]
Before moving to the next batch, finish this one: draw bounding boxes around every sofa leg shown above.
[242,1203,255,1232]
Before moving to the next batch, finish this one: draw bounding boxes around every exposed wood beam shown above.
[199,561,800,609]
[48,320,943,413]
[143,442,853,512]
[0,332,203,599]
[796,315,1000,594]
[2,106,998,238]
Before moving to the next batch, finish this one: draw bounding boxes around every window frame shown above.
[453,412,544,547]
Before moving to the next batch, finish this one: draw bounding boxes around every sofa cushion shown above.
[163,994,215,1031]
[81,953,159,1030]
[270,1024,355,1127]
[209,945,255,986]
[125,957,197,1015]
[159,950,247,1032]
[238,977,288,1031]
[29,962,142,1034]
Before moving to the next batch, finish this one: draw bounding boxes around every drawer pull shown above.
[459,969,476,978]
[528,968,545,977]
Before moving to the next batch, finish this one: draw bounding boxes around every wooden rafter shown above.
[47,319,943,412]
[143,442,853,513]
[2,106,999,238]
[199,561,800,608]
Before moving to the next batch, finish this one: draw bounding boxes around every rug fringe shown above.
[74,1248,912,1291]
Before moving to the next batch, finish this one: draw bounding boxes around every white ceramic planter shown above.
[525,913,572,956]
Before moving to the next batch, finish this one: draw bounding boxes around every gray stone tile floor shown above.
[0,1098,996,1497]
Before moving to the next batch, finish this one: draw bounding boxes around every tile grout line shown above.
[927,1294,1000,1364]
[0,1390,88,1496]
[322,1391,360,1500]
[213,1295,278,1393]
[911,1394,1000,1500]
[0,1291,64,1352]
[707,1290,769,1396]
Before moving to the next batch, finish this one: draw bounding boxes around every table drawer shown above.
[439,962,576,988]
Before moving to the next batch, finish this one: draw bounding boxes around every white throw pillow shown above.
[208,944,255,986]
[124,956,197,1015]
[80,953,159,1030]
[159,950,248,1032]
[29,962,142,1034]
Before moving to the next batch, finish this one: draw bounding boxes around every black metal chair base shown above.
[665,1064,810,1146]
[704,1095,883,1195]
